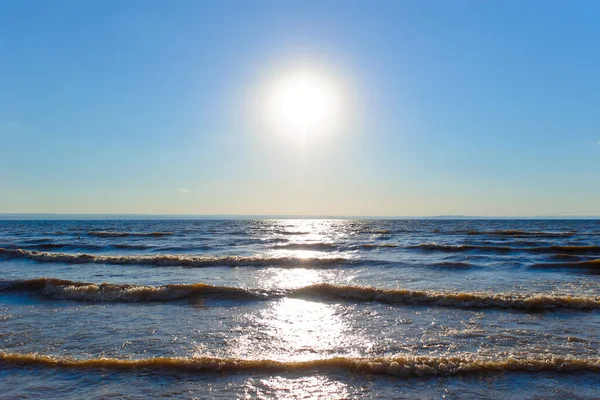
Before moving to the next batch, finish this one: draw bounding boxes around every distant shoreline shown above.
[1,214,599,221]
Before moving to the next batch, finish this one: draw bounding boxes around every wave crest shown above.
[1,352,598,377]
[294,283,600,310]
[0,278,268,302]
[3,278,599,309]
[0,248,354,268]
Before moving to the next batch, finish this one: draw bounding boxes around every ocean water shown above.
[1,219,600,399]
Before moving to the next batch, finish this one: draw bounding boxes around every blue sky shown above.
[1,0,599,216]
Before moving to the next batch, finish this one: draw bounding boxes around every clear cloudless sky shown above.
[1,0,599,217]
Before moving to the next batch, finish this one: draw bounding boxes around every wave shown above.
[14,243,153,252]
[0,248,355,268]
[272,230,309,236]
[429,261,474,269]
[21,243,95,251]
[352,229,395,235]
[410,243,501,252]
[271,242,399,251]
[358,243,399,249]
[410,243,600,255]
[532,259,600,271]
[271,243,338,251]
[21,238,58,244]
[1,352,598,377]
[294,283,600,310]
[549,254,583,261]
[87,231,173,237]
[3,278,599,309]
[466,230,575,238]
[152,245,213,252]
[535,245,600,255]
[0,278,269,302]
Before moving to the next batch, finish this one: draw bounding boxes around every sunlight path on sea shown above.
[217,265,373,363]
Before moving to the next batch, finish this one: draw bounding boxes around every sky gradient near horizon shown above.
[1,0,599,216]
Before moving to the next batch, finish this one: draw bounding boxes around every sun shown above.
[266,70,341,142]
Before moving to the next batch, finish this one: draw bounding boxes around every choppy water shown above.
[1,219,600,399]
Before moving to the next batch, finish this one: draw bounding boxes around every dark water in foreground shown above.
[1,219,600,399]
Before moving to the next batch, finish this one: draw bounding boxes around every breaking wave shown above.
[0,248,355,268]
[1,352,598,377]
[2,278,599,309]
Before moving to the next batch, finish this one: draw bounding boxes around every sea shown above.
[1,219,599,399]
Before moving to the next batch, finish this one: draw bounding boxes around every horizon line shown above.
[1,213,599,220]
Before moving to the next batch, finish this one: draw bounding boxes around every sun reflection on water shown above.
[258,268,323,290]
[196,220,372,378]
[266,298,347,360]
[228,297,350,362]
[244,375,353,399]
[264,219,353,245]
[262,219,360,264]
[223,257,365,362]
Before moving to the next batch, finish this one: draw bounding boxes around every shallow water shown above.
[1,219,600,398]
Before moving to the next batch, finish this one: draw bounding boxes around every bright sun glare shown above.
[267,70,341,142]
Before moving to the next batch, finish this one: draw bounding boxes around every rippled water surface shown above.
[1,219,600,398]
